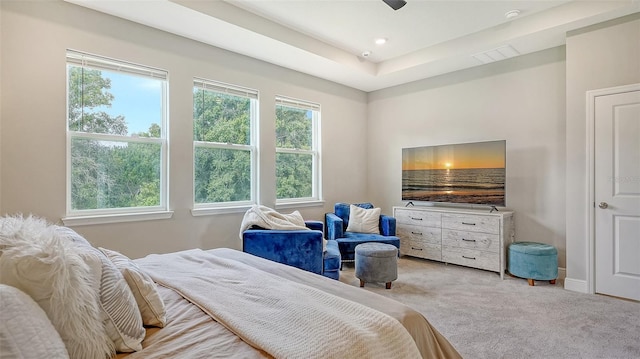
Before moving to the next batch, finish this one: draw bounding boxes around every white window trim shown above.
[275,95,322,204]
[191,205,252,217]
[62,211,174,226]
[63,50,170,224]
[192,78,258,212]
[67,50,167,79]
[275,200,325,211]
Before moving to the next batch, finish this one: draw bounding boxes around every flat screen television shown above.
[402,140,506,207]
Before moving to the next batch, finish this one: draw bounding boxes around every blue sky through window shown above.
[95,70,163,136]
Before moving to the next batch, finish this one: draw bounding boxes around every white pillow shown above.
[77,245,146,353]
[53,225,93,246]
[52,223,146,351]
[99,247,167,328]
[346,205,381,234]
[0,215,145,355]
[52,224,146,352]
[0,284,70,359]
[0,229,115,359]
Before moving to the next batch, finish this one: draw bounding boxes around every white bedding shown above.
[118,248,461,359]
[137,249,422,359]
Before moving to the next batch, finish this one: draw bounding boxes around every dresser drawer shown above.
[393,206,513,279]
[442,213,500,234]
[397,224,441,244]
[442,229,500,252]
[401,239,442,261]
[394,209,441,227]
[442,247,499,272]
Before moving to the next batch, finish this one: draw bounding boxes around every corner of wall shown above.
[564,277,589,294]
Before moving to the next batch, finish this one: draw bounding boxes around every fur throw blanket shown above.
[238,205,310,238]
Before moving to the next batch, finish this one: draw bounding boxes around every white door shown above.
[594,88,640,301]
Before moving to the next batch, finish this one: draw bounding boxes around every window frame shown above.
[274,95,322,207]
[62,50,171,226]
[191,78,258,215]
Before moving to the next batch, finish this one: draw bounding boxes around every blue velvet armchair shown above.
[325,203,400,268]
[242,220,341,280]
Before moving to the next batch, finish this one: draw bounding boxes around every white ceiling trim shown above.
[65,0,640,92]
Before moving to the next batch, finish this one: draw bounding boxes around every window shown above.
[193,78,257,209]
[65,50,169,222]
[275,96,321,203]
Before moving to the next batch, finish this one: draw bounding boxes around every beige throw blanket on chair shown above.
[239,205,310,239]
[138,249,422,359]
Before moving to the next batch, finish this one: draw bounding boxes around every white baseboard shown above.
[557,267,566,281]
[564,277,588,293]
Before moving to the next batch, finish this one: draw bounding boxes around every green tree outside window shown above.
[275,99,320,201]
[67,56,166,213]
[192,83,255,205]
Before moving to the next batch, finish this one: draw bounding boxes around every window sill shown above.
[62,211,174,226]
[275,200,325,210]
[191,205,252,217]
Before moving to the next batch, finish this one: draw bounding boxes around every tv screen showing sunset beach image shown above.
[402,140,506,206]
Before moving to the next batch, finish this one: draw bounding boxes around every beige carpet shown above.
[339,256,640,359]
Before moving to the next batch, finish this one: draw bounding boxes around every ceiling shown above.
[66,0,640,92]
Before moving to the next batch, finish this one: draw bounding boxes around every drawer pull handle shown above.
[411,247,423,251]
[462,255,476,260]
[411,231,423,235]
[462,222,476,226]
[410,217,423,221]
[462,238,476,242]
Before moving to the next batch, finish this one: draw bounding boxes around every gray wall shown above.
[564,13,640,290]
[367,47,568,267]
[2,1,638,284]
[0,1,368,258]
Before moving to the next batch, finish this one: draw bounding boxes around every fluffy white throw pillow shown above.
[0,227,115,359]
[100,247,167,328]
[0,214,146,355]
[0,214,51,253]
[346,205,381,234]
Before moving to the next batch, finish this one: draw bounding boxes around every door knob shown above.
[598,202,609,209]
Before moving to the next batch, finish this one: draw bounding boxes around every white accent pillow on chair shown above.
[346,205,381,234]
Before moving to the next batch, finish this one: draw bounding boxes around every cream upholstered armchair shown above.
[325,202,400,268]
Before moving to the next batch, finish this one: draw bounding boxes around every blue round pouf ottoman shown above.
[508,242,558,286]
[355,242,398,289]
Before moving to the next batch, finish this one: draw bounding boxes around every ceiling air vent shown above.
[472,45,520,64]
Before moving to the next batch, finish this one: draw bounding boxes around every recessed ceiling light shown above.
[375,38,388,45]
[505,9,520,19]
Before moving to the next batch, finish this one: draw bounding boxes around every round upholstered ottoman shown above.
[355,242,398,289]
[508,242,558,286]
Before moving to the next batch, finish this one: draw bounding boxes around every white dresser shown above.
[393,206,514,279]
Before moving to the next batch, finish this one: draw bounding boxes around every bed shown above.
[0,215,461,359]
[116,248,461,359]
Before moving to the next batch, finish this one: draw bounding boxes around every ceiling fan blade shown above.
[383,0,407,10]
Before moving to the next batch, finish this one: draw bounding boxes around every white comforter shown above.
[137,249,422,359]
